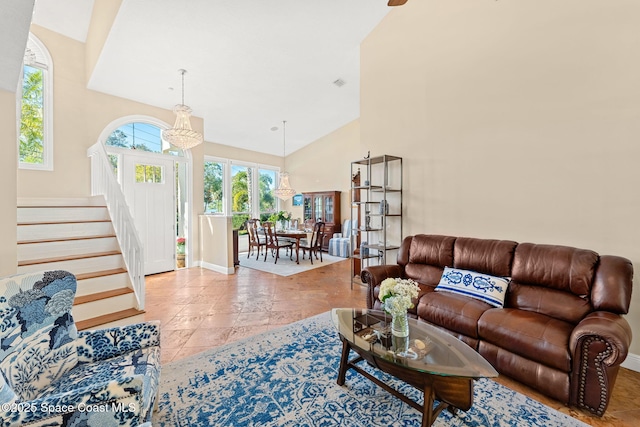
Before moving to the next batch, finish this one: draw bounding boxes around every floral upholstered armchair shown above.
[0,270,160,426]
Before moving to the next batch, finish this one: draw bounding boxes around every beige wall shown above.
[286,119,362,222]
[360,0,640,354]
[0,89,17,276]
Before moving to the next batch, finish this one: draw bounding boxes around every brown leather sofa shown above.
[361,234,633,416]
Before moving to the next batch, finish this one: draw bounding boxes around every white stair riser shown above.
[18,221,115,242]
[76,273,131,297]
[18,237,120,261]
[17,254,125,275]
[72,293,139,321]
[18,207,110,223]
[81,314,146,331]
[18,196,106,207]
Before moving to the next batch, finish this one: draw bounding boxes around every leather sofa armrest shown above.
[361,265,403,309]
[568,311,632,415]
[570,311,632,366]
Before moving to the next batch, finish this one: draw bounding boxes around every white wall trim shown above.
[621,352,640,372]
[195,261,235,275]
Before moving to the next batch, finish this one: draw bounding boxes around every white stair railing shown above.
[87,142,145,309]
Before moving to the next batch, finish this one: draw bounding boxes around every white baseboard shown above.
[195,261,235,275]
[621,352,640,372]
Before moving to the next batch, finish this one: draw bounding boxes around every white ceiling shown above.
[31,0,391,156]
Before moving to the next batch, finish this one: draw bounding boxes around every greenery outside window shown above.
[204,156,280,232]
[204,160,224,214]
[106,122,183,156]
[19,34,53,170]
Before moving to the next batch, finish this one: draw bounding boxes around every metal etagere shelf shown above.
[350,155,403,288]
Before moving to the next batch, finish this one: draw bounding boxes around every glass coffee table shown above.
[331,308,498,427]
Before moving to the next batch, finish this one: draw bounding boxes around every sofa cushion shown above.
[478,308,573,372]
[417,291,492,339]
[453,237,517,277]
[506,282,592,324]
[512,243,598,296]
[0,271,78,401]
[435,267,511,308]
[407,235,455,268]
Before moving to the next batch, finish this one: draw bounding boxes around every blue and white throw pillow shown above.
[435,267,511,308]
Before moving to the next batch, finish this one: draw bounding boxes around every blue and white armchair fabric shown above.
[0,270,160,426]
[328,219,357,258]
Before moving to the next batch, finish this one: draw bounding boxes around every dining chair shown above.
[262,221,294,264]
[299,221,325,264]
[303,218,315,232]
[247,219,266,260]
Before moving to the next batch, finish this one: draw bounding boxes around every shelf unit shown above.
[350,155,403,288]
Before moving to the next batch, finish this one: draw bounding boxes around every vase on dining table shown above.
[279,220,287,231]
[390,310,409,354]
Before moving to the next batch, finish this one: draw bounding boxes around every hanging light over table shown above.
[274,120,296,201]
[162,69,203,150]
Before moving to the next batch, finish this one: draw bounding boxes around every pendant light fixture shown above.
[273,120,296,201]
[162,69,203,150]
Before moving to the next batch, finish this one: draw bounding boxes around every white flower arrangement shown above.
[378,277,420,316]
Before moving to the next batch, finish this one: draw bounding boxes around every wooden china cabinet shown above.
[302,191,341,251]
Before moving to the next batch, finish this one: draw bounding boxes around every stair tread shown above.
[18,219,111,226]
[74,287,134,305]
[18,234,117,245]
[18,250,122,266]
[76,308,145,331]
[75,268,128,281]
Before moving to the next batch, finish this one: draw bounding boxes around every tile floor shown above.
[144,259,640,427]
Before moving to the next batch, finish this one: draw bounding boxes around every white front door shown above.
[122,155,176,275]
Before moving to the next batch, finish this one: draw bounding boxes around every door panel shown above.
[123,156,176,275]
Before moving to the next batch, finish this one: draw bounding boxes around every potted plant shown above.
[176,237,186,268]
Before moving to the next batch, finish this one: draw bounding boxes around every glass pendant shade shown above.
[162,104,203,150]
[162,69,203,150]
[274,172,296,201]
[274,120,295,201]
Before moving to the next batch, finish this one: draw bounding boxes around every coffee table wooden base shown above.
[337,338,473,427]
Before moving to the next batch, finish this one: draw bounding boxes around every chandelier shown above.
[162,69,203,150]
[273,120,296,201]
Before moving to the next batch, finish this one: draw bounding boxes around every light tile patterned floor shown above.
[144,259,640,427]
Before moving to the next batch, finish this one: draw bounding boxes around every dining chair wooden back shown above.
[262,221,294,264]
[299,221,325,264]
[247,219,265,260]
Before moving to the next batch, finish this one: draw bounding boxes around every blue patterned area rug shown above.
[153,312,588,427]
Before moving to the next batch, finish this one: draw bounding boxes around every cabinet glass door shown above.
[324,196,334,223]
[314,196,323,221]
[303,196,312,220]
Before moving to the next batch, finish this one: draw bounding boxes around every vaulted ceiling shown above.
[29,0,392,156]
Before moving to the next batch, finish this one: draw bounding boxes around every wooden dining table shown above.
[276,230,312,264]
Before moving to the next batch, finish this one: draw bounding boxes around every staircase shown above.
[17,197,145,330]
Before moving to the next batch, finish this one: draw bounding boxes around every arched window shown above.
[18,33,53,170]
[105,122,184,156]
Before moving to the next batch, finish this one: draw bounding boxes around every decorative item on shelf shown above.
[360,241,369,257]
[274,120,296,201]
[379,199,389,215]
[378,277,420,354]
[162,69,203,150]
[365,215,371,230]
